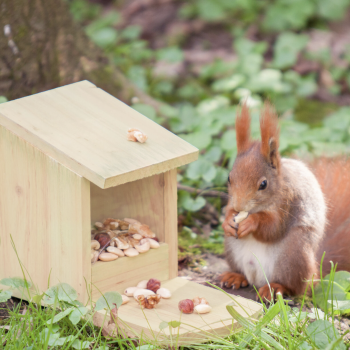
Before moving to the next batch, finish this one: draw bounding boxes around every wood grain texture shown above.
[93,277,262,344]
[90,174,165,241]
[91,244,169,300]
[0,81,198,189]
[0,125,91,303]
[164,169,178,279]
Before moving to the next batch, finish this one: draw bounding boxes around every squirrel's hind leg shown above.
[220,272,248,289]
[256,283,290,302]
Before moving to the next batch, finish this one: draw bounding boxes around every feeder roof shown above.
[0,81,198,188]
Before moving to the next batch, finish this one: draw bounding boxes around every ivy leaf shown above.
[202,165,217,182]
[157,47,184,63]
[212,74,245,92]
[168,320,181,328]
[0,290,12,302]
[306,320,345,350]
[95,291,123,311]
[220,130,236,151]
[127,66,148,91]
[88,28,118,48]
[273,32,309,69]
[43,283,78,304]
[179,132,212,150]
[72,340,91,349]
[186,158,212,180]
[46,307,74,325]
[0,96,7,104]
[159,321,168,330]
[181,195,206,212]
[132,104,157,121]
[196,96,230,115]
[69,307,89,325]
[0,277,31,289]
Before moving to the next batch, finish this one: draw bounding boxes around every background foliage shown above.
[66,0,350,221]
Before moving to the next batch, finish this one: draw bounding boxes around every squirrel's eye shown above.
[259,180,267,190]
[228,176,231,184]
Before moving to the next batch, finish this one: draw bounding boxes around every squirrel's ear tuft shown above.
[260,102,280,169]
[236,103,252,154]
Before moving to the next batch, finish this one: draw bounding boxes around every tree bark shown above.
[0,0,162,109]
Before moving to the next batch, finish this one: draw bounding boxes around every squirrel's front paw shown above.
[237,215,258,238]
[220,272,248,289]
[222,217,238,237]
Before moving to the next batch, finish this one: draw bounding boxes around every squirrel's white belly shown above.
[229,235,279,288]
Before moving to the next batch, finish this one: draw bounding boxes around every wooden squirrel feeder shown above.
[0,81,261,343]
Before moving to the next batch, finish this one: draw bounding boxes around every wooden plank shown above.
[163,169,178,279]
[93,277,262,345]
[0,81,199,188]
[90,174,165,242]
[0,125,91,303]
[91,244,169,300]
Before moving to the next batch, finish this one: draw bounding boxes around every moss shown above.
[294,99,338,127]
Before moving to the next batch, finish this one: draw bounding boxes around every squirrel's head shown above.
[228,102,281,213]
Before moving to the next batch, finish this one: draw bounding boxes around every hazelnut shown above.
[178,299,194,314]
[146,278,161,293]
[234,211,249,224]
[94,232,111,249]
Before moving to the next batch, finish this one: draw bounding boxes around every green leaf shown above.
[157,47,184,63]
[203,146,222,162]
[186,158,212,180]
[159,321,168,330]
[197,0,225,21]
[127,66,147,91]
[315,271,350,311]
[273,32,309,69]
[47,307,74,325]
[72,340,91,349]
[132,104,157,120]
[95,291,123,311]
[330,300,350,314]
[196,96,230,115]
[168,320,181,328]
[317,0,350,20]
[202,165,217,182]
[120,25,141,40]
[181,195,206,212]
[0,277,31,289]
[0,96,7,104]
[88,27,118,48]
[212,74,245,92]
[220,130,236,151]
[306,320,345,350]
[69,306,89,325]
[43,283,78,304]
[0,290,12,302]
[179,132,212,150]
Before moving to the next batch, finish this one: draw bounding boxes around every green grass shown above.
[1,262,349,349]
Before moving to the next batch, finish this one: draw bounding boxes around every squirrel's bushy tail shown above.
[311,158,350,275]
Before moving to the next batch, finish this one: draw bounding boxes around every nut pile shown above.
[91,218,160,263]
[122,278,171,309]
[178,297,212,314]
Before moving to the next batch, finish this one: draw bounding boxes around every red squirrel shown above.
[221,102,350,301]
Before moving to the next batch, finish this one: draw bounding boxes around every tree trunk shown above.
[0,0,162,108]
